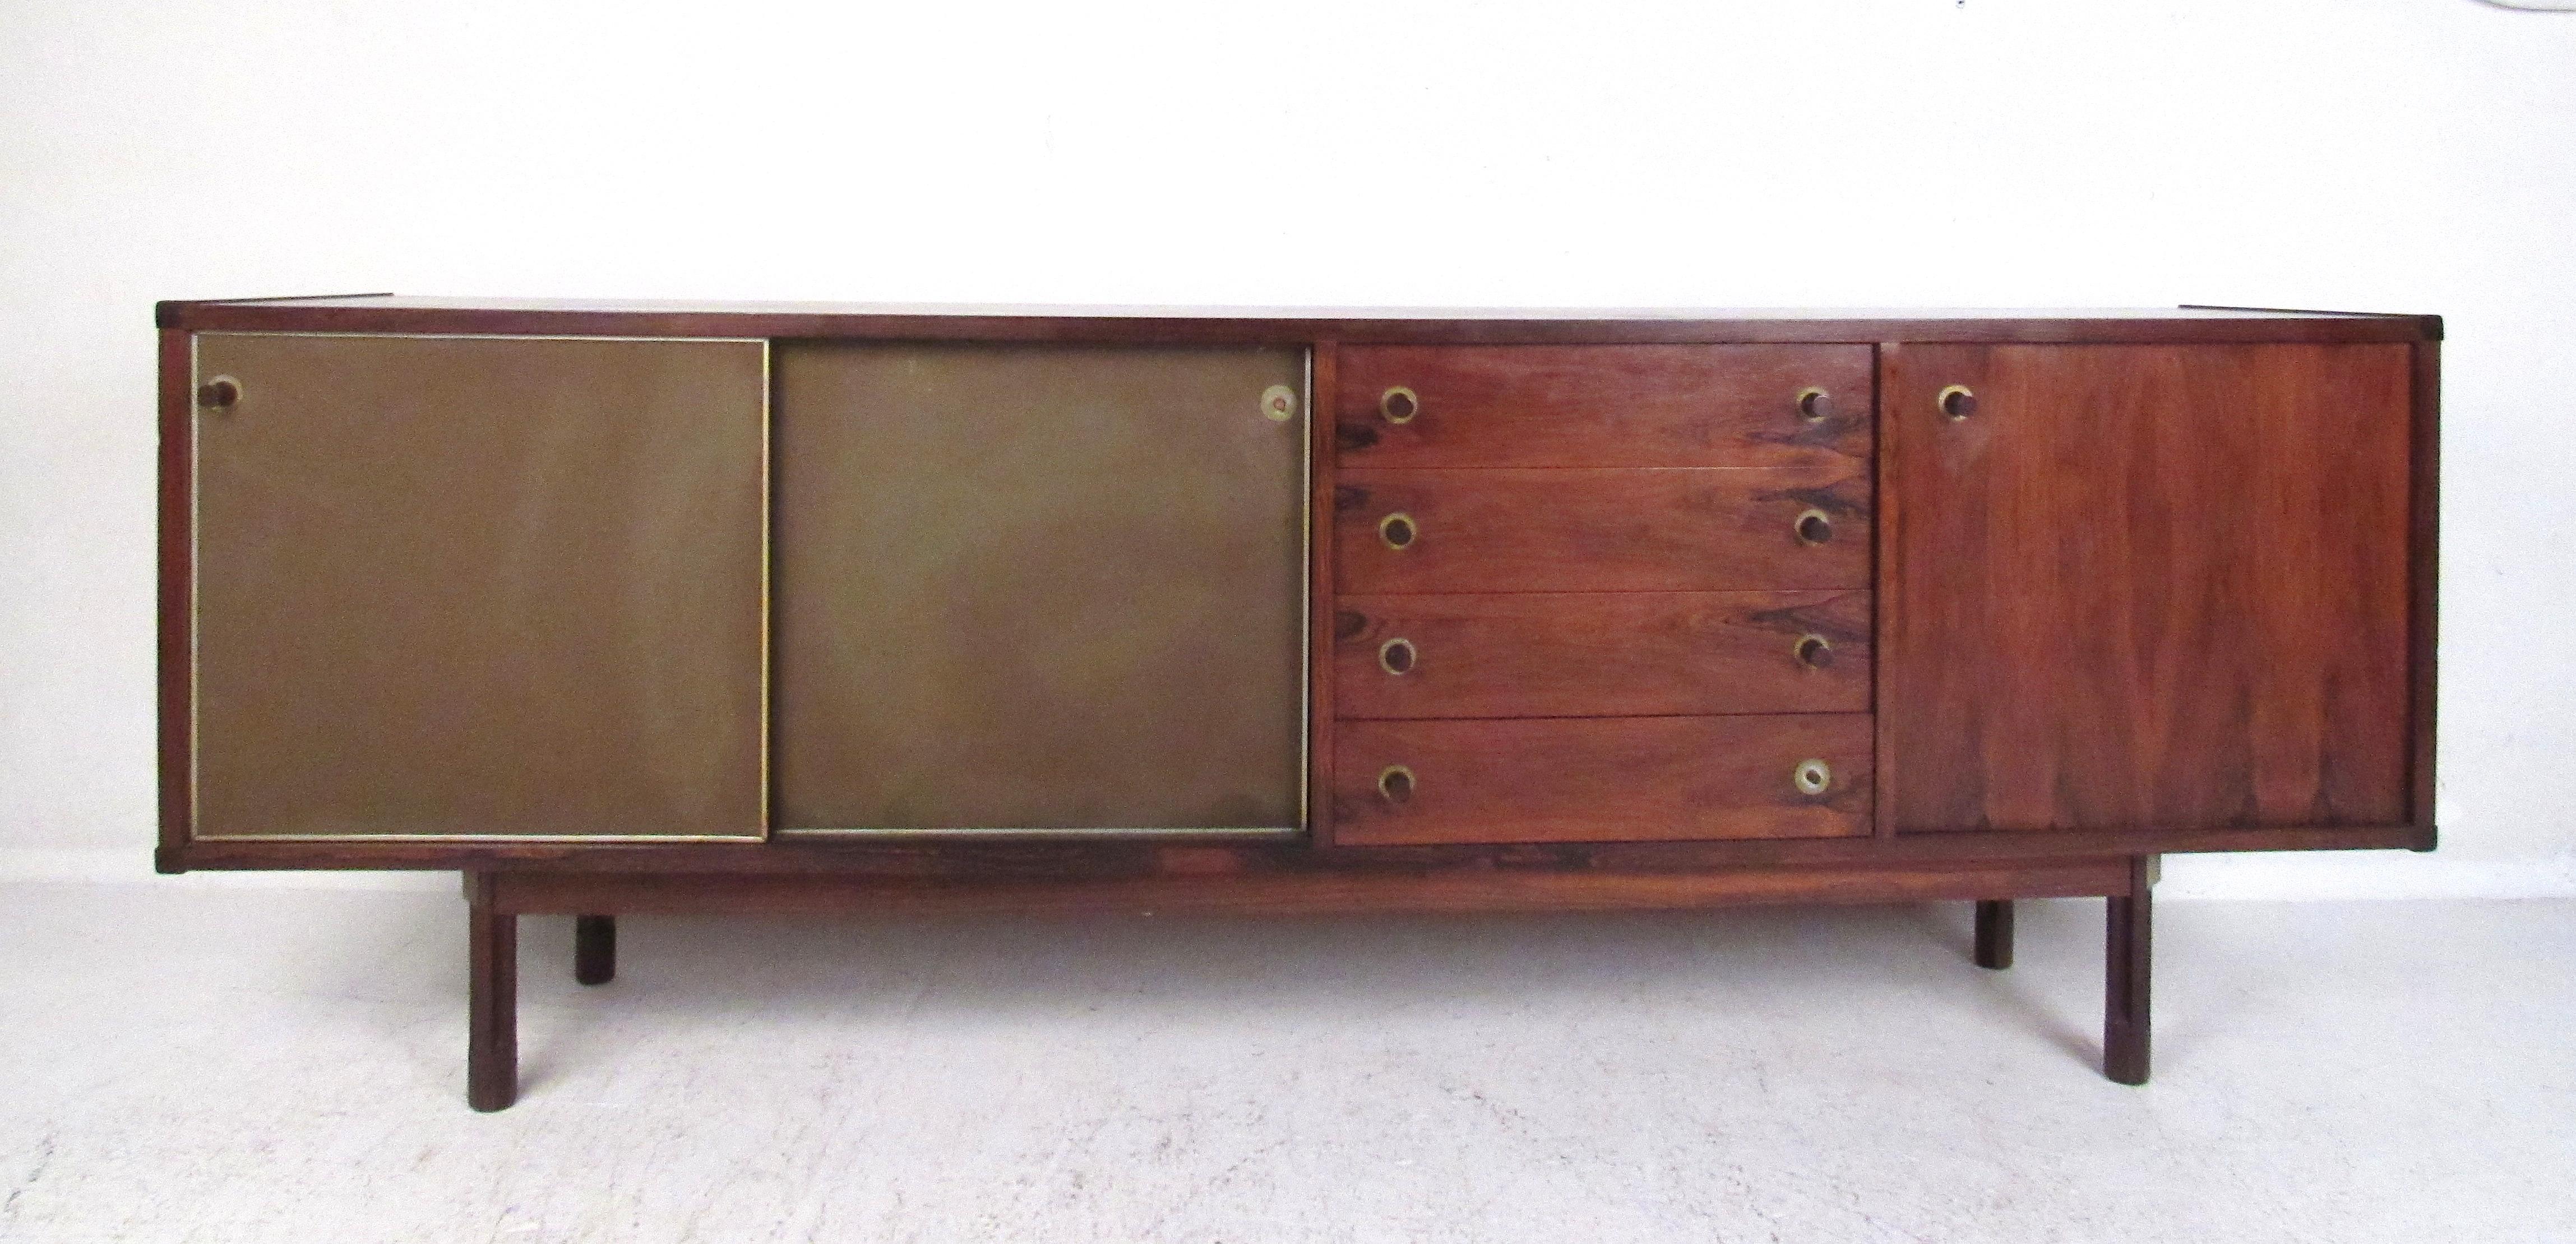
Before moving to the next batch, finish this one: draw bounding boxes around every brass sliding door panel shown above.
[191,334,769,839]
[774,343,1307,832]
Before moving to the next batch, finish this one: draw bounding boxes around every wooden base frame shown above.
[456,858,2157,1109]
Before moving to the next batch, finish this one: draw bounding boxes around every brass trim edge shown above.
[195,833,771,844]
[773,826,1303,840]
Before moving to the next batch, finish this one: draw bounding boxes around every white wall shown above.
[4,0,2571,896]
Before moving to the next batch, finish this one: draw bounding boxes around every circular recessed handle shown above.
[1937,384,1978,420]
[1793,759,1833,796]
[197,375,242,410]
[1795,634,1834,669]
[1796,386,1834,422]
[1380,386,1419,424]
[1260,383,1298,423]
[1379,512,1417,550]
[1795,508,1834,545]
[1378,637,1417,676]
[1377,764,1416,803]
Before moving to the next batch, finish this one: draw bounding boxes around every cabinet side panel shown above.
[1881,343,2412,834]
[158,329,195,866]
[772,343,1307,831]
[2408,341,2440,840]
[192,334,769,839]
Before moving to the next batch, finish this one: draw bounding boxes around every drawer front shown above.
[1335,468,1869,593]
[1333,715,1873,845]
[1336,345,1873,469]
[1335,590,1869,719]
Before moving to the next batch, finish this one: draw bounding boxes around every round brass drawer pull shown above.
[1381,386,1419,424]
[1377,764,1416,803]
[1260,383,1298,422]
[1795,508,1834,545]
[1796,386,1834,422]
[197,375,242,410]
[1378,637,1417,676]
[1379,512,1418,550]
[1937,384,1978,420]
[1795,634,1834,669]
[1793,759,1833,796]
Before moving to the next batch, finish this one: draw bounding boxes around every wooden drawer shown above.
[1335,345,1872,469]
[1331,715,1873,845]
[1335,467,1869,593]
[1335,590,1870,719]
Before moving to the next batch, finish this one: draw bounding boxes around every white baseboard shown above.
[0,848,450,891]
[4,846,2571,901]
[2157,851,2576,901]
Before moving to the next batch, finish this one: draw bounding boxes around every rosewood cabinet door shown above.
[188,334,770,840]
[1881,344,2416,835]
[771,344,1306,833]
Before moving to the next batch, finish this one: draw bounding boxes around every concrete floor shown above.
[1,882,2569,1243]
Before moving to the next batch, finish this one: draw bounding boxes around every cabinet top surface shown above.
[156,295,2441,344]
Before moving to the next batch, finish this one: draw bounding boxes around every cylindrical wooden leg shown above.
[467,873,519,1112]
[1973,899,2015,970]
[2104,857,2153,1086]
[574,914,616,986]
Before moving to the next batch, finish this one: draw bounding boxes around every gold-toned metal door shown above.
[772,343,1308,834]
[188,334,769,841]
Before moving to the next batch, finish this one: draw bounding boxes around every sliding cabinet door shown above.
[186,334,769,842]
[773,343,1307,833]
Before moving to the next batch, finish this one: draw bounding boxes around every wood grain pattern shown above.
[1334,590,1869,719]
[1333,345,1871,469]
[153,308,2437,884]
[489,858,2134,918]
[156,329,193,868]
[1335,467,1868,594]
[1870,340,1896,841]
[1881,344,2414,834]
[1331,715,1871,845]
[2408,342,2440,839]
[168,821,2420,875]
[1310,343,1341,846]
[156,297,2444,346]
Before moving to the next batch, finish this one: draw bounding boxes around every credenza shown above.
[154,297,2439,1109]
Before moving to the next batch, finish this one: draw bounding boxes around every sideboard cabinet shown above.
[155,298,2439,1109]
